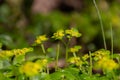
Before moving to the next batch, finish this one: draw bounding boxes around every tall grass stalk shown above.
[93,0,107,50]
[89,51,92,76]
[55,43,60,71]
[65,46,69,61]
[110,23,113,59]
[41,44,46,54]
[73,52,77,57]
[41,44,49,74]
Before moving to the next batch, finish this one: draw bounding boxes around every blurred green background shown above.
[0,0,120,54]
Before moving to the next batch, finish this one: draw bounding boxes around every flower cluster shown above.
[19,62,41,76]
[0,47,33,58]
[69,46,81,53]
[52,30,64,40]
[0,50,14,58]
[65,28,82,38]
[52,28,81,40]
[82,54,89,61]
[19,59,48,76]
[94,57,119,71]
[34,35,48,45]
[91,49,119,71]
[13,47,33,56]
[68,57,83,66]
[92,49,110,61]
[35,59,48,68]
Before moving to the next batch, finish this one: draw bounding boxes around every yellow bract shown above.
[70,48,78,53]
[36,59,48,68]
[52,28,81,40]
[0,48,33,58]
[19,62,42,76]
[92,49,110,61]
[35,35,48,45]
[19,59,48,76]
[68,57,83,66]
[69,46,81,53]
[65,28,81,38]
[94,57,119,71]
[0,50,14,58]
[13,47,33,56]
[82,54,89,61]
[52,30,64,40]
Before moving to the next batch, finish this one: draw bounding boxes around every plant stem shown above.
[112,71,117,80]
[55,43,60,71]
[41,44,46,54]
[41,44,49,74]
[93,0,107,50]
[89,51,92,76]
[73,52,77,57]
[65,39,70,61]
[46,66,49,74]
[65,46,68,61]
[61,39,68,61]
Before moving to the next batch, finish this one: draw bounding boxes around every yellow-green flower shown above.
[92,49,110,61]
[35,35,48,45]
[36,59,48,68]
[52,30,64,40]
[19,62,41,76]
[13,47,33,56]
[68,57,83,66]
[0,48,33,58]
[82,54,89,61]
[69,46,81,53]
[0,50,14,58]
[94,57,119,71]
[65,28,81,38]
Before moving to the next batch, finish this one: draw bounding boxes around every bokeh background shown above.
[0,0,120,56]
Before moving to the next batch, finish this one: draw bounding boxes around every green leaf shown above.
[0,60,3,69]
[29,73,50,80]
[0,34,14,48]
[0,59,11,69]
[17,75,26,80]
[50,71,64,80]
[113,53,120,59]
[13,55,25,65]
[50,68,80,80]
[0,72,11,80]
[74,45,82,50]
[47,48,54,53]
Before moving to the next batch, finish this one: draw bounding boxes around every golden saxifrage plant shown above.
[0,28,120,80]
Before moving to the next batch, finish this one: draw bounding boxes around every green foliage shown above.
[0,29,119,80]
[50,68,79,80]
[0,34,14,48]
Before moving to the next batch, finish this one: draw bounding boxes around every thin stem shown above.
[41,44,46,54]
[89,51,92,76]
[55,43,60,71]
[117,57,120,68]
[46,66,49,74]
[73,52,77,57]
[65,39,70,61]
[112,71,117,80]
[110,23,113,59]
[41,44,49,74]
[93,0,107,50]
[65,46,68,61]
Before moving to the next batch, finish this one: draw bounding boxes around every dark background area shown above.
[1,0,120,54]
